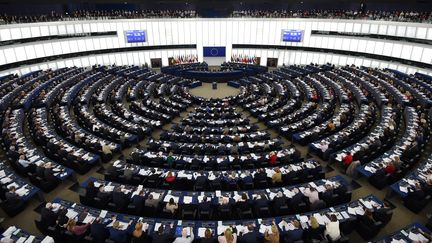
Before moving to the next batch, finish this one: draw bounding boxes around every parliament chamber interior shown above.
[0,0,431,242]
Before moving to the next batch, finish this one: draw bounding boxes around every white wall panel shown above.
[14,46,27,61]
[0,29,11,41]
[58,25,67,35]
[4,48,16,63]
[0,50,6,65]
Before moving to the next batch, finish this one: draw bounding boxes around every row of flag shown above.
[231,54,259,64]
[171,55,198,65]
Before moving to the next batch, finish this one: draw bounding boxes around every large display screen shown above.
[125,30,146,43]
[282,29,304,42]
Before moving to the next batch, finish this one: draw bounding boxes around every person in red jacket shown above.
[165,171,176,183]
[269,151,278,165]
[384,162,396,174]
[342,152,353,167]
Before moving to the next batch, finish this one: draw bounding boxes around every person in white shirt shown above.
[320,141,329,153]
[101,143,112,155]
[18,155,31,168]
[325,214,341,241]
[173,227,194,243]
[303,186,320,204]
[426,171,432,183]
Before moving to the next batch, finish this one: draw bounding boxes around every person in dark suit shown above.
[321,184,335,203]
[236,193,251,214]
[90,217,110,243]
[241,171,253,186]
[56,208,69,227]
[218,157,230,169]
[152,224,174,243]
[285,220,303,243]
[289,188,305,208]
[40,202,59,228]
[43,163,57,182]
[254,193,269,215]
[273,191,288,213]
[305,216,324,242]
[199,196,212,212]
[146,169,161,187]
[239,224,258,243]
[5,186,21,205]
[86,181,99,199]
[97,186,112,202]
[108,220,134,243]
[254,168,267,184]
[112,186,128,209]
[195,172,208,190]
[35,163,46,178]
[359,209,376,226]
[333,182,347,196]
[191,156,201,169]
[373,202,392,225]
[407,183,426,201]
[131,190,146,213]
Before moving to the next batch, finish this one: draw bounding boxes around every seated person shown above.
[40,202,59,228]
[109,220,134,243]
[112,186,128,209]
[359,209,376,225]
[306,216,323,241]
[268,151,277,165]
[101,142,112,156]
[153,224,174,243]
[145,193,160,208]
[241,171,253,185]
[254,193,268,211]
[166,152,175,168]
[131,221,149,243]
[43,162,57,182]
[173,227,194,243]
[271,168,282,184]
[303,186,319,204]
[218,227,237,243]
[165,198,178,214]
[201,228,215,243]
[195,171,208,189]
[65,219,90,236]
[239,224,258,242]
[342,152,353,168]
[97,186,111,202]
[165,171,176,183]
[5,186,22,206]
[85,181,99,199]
[372,201,391,223]
[285,220,303,243]
[327,121,336,131]
[131,190,146,212]
[56,208,69,228]
[199,196,212,212]
[324,214,340,241]
[264,221,279,243]
[384,162,396,174]
[407,182,426,201]
[17,154,31,168]
[90,217,110,243]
